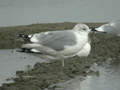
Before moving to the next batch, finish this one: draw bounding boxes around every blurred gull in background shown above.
[18,23,97,66]
[94,20,120,37]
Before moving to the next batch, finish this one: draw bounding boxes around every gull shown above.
[18,23,96,67]
[93,20,120,37]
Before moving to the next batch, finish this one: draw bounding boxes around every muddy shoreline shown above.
[0,22,120,90]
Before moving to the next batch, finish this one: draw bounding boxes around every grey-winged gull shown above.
[94,20,120,37]
[18,23,95,66]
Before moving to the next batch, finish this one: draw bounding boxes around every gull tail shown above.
[17,43,41,53]
[21,43,57,55]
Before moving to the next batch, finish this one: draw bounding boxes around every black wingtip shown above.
[17,33,28,38]
[16,48,33,53]
[91,28,97,32]
[17,33,31,42]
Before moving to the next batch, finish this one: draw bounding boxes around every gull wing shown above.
[30,30,77,51]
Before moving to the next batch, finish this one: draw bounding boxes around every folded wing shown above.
[29,30,77,51]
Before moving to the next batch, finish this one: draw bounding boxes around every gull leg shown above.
[22,44,66,67]
[62,59,65,67]
[46,50,65,67]
[58,54,65,67]
[39,47,65,67]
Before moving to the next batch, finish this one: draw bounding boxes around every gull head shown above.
[91,24,108,33]
[73,23,90,33]
[91,27,106,33]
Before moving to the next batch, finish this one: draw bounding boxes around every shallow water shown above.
[80,62,120,90]
[53,60,120,90]
[0,49,50,86]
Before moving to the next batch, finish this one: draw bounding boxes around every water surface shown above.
[0,49,49,86]
[53,60,120,90]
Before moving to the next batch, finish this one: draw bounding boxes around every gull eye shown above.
[83,28,86,31]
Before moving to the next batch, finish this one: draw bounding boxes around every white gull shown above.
[19,23,94,66]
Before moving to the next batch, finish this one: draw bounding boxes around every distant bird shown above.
[18,23,98,66]
[93,20,120,37]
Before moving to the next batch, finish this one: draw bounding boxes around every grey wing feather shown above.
[30,30,77,51]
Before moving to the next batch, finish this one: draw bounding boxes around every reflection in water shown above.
[80,62,120,90]
[54,61,120,90]
[0,49,50,86]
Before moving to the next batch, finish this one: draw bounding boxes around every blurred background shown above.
[0,0,120,26]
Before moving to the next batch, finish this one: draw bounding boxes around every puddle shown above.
[50,60,120,90]
[80,62,120,90]
[0,49,50,86]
